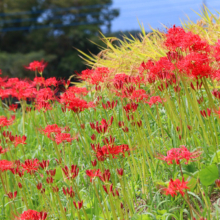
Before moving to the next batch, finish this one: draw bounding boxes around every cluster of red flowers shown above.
[165,178,189,197]
[15,209,47,220]
[40,124,78,145]
[158,146,201,165]
[91,143,130,161]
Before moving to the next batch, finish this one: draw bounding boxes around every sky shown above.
[111,0,220,32]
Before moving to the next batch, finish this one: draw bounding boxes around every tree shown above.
[0,0,119,79]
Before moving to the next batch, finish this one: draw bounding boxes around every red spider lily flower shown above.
[91,134,96,141]
[102,136,115,145]
[102,100,118,110]
[123,102,138,114]
[16,209,47,220]
[40,124,62,138]
[157,146,201,165]
[164,25,210,53]
[8,104,18,112]
[21,159,40,175]
[165,178,189,197]
[46,177,54,184]
[0,115,15,128]
[45,77,58,87]
[117,168,124,176]
[0,146,8,154]
[62,165,79,180]
[63,186,75,198]
[177,52,213,79]
[212,89,220,99]
[99,169,111,182]
[147,96,163,107]
[7,191,17,199]
[13,135,27,147]
[79,67,110,85]
[60,95,91,113]
[18,182,22,188]
[130,89,149,102]
[0,160,13,171]
[52,186,59,193]
[91,159,97,167]
[33,77,45,86]
[10,160,24,177]
[46,169,56,176]
[90,116,114,134]
[25,60,47,73]
[93,144,130,161]
[55,133,78,145]
[86,169,102,182]
[36,183,42,190]
[39,160,50,170]
[68,86,89,97]
[73,200,83,210]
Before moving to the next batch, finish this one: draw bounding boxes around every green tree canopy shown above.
[0,0,119,79]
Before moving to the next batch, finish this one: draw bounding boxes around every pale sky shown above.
[111,0,220,32]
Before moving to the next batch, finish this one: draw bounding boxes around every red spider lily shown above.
[46,177,54,184]
[90,116,114,134]
[52,186,59,193]
[86,169,102,182]
[45,77,58,87]
[21,159,40,175]
[117,168,124,176]
[102,184,119,197]
[7,191,17,199]
[92,144,130,161]
[212,89,220,99]
[39,160,50,170]
[130,89,149,103]
[60,90,91,113]
[165,178,189,197]
[68,86,89,96]
[91,134,96,141]
[40,124,62,138]
[91,159,97,167]
[200,108,211,118]
[33,77,45,86]
[157,146,201,165]
[16,210,47,220]
[79,67,110,85]
[62,165,79,180]
[0,160,13,172]
[0,146,8,154]
[177,52,213,79]
[8,104,18,112]
[36,183,42,190]
[147,96,163,107]
[10,160,24,177]
[99,169,111,182]
[55,133,78,145]
[46,169,56,176]
[13,135,27,147]
[123,102,138,114]
[73,200,83,210]
[25,60,47,73]
[0,115,15,128]
[102,136,115,145]
[164,25,210,53]
[18,182,22,188]
[102,100,118,110]
[63,186,75,198]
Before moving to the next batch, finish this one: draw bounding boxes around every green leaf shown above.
[199,164,218,186]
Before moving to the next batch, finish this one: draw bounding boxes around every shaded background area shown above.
[0,0,219,79]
